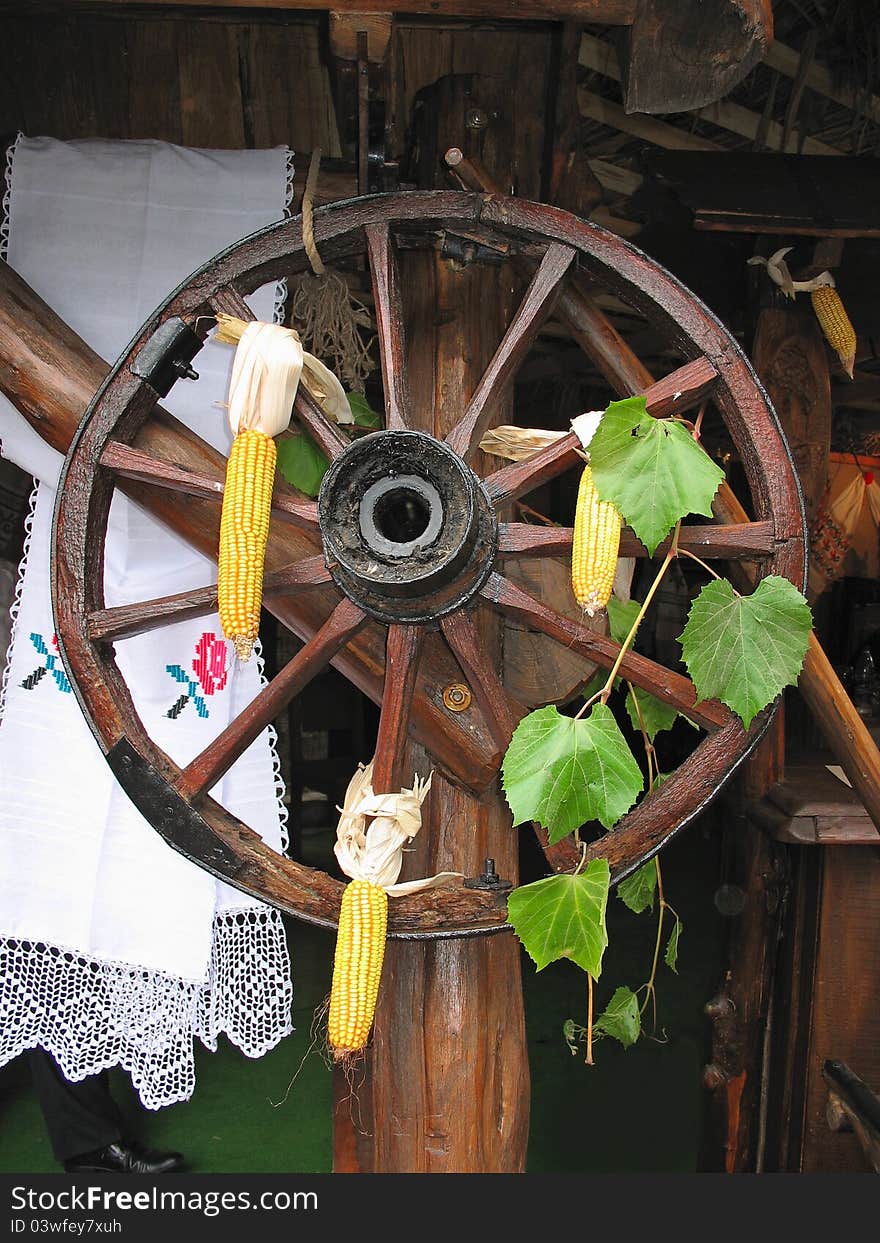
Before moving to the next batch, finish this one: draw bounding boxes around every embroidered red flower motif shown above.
[193,633,229,696]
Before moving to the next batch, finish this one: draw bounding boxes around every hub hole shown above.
[373,487,432,545]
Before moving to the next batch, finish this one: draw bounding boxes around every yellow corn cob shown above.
[571,464,622,617]
[328,879,388,1058]
[217,427,276,662]
[811,284,856,379]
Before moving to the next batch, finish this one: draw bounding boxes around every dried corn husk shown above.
[479,410,605,463]
[334,762,461,896]
[479,425,566,461]
[215,313,352,430]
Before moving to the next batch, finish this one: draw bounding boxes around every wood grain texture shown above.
[365,222,410,432]
[445,242,576,459]
[484,356,718,506]
[752,305,831,530]
[293,386,350,460]
[802,849,880,1172]
[177,19,244,149]
[99,440,321,531]
[623,0,772,115]
[498,520,775,559]
[86,555,331,643]
[60,0,637,17]
[481,570,729,731]
[371,625,425,794]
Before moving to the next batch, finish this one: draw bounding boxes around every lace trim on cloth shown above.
[0,132,21,262]
[0,478,37,721]
[0,139,296,1109]
[0,909,292,1111]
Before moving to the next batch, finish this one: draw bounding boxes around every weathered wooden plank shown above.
[127,19,183,143]
[56,0,638,20]
[498,520,775,559]
[178,19,245,149]
[622,0,772,115]
[644,151,880,238]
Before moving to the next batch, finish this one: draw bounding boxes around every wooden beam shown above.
[578,89,721,151]
[50,0,638,19]
[589,158,643,197]
[765,40,880,132]
[579,32,842,156]
[642,150,880,238]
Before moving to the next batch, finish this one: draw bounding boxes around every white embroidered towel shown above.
[0,136,294,1108]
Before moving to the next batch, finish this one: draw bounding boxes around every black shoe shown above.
[63,1140,185,1174]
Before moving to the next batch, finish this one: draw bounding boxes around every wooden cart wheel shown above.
[51,191,806,940]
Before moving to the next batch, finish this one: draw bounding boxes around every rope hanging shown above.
[290,150,376,394]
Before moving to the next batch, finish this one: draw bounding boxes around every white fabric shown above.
[0,136,295,1108]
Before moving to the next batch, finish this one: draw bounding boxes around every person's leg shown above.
[28,1049,184,1173]
[28,1049,123,1164]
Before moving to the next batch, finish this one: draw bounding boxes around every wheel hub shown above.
[317,430,497,623]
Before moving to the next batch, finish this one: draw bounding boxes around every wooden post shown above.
[334,74,530,1173]
[704,296,833,1171]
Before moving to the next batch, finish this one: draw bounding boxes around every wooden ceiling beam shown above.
[579,31,843,156]
[765,40,880,132]
[46,0,638,20]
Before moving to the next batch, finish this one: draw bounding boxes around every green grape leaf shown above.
[589,397,725,555]
[617,861,657,915]
[665,916,682,973]
[606,596,641,647]
[276,432,329,498]
[507,860,610,977]
[594,986,641,1048]
[679,575,812,729]
[503,704,644,840]
[346,391,383,428]
[625,684,679,741]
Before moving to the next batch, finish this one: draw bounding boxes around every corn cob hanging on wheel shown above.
[328,765,443,1059]
[218,427,277,662]
[810,282,857,380]
[215,316,306,662]
[328,879,389,1057]
[571,463,622,616]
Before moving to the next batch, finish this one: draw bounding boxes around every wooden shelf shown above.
[749,764,880,845]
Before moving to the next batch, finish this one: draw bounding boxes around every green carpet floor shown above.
[0,824,724,1174]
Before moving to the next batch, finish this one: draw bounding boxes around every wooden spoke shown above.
[176,598,367,801]
[365,221,409,432]
[440,610,523,751]
[498,520,775,560]
[209,285,256,322]
[480,571,729,731]
[371,624,425,793]
[100,441,320,532]
[86,556,332,643]
[292,385,349,460]
[484,356,718,507]
[445,242,577,460]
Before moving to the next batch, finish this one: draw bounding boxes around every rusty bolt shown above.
[465,108,488,130]
[443,683,472,712]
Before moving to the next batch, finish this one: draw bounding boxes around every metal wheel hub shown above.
[318,429,497,624]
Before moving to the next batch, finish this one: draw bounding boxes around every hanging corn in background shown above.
[328,763,459,1059]
[810,276,857,380]
[571,463,622,617]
